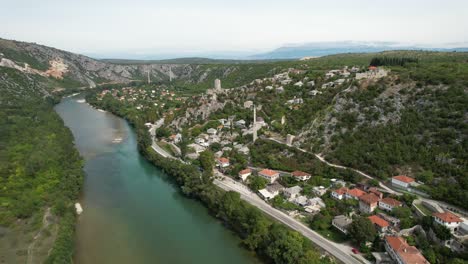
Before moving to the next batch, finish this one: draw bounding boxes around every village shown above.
[92,65,467,264]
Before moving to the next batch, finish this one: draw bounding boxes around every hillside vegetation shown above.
[0,66,83,262]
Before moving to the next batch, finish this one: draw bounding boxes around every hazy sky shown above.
[1,0,467,56]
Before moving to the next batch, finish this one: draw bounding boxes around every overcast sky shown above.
[1,0,467,56]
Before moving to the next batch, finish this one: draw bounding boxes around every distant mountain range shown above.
[249,41,468,59]
[87,41,468,61]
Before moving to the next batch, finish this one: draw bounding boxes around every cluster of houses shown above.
[186,125,250,159]
[238,168,326,213]
[97,86,185,111]
[356,66,389,80]
[329,174,467,264]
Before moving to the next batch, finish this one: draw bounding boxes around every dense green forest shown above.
[0,67,83,263]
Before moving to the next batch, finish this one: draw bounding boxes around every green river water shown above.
[55,95,259,264]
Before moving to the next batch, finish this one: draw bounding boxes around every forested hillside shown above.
[0,67,84,263]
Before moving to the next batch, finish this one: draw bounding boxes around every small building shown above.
[332,215,353,234]
[244,100,253,109]
[294,81,303,87]
[368,187,384,199]
[379,197,403,212]
[276,86,285,93]
[258,169,280,184]
[292,195,309,207]
[378,212,401,227]
[238,168,251,181]
[286,134,295,146]
[306,80,315,88]
[283,186,302,199]
[216,157,230,168]
[433,211,463,232]
[331,187,348,200]
[359,193,381,213]
[259,183,284,200]
[291,170,311,181]
[207,128,218,135]
[391,175,415,189]
[345,188,366,200]
[385,236,429,264]
[368,215,390,233]
[313,186,327,197]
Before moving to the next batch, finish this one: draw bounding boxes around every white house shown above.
[216,157,230,168]
[207,128,217,135]
[331,187,348,200]
[379,197,402,212]
[259,183,284,200]
[291,171,311,181]
[385,236,429,264]
[391,175,415,189]
[433,212,463,232]
[238,168,251,181]
[258,169,280,184]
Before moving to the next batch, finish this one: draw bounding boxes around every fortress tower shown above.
[214,79,221,90]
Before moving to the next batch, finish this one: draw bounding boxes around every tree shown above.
[248,176,267,191]
[348,217,376,244]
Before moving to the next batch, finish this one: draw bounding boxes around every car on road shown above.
[351,248,360,254]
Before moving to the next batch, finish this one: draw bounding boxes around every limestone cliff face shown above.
[0,38,208,87]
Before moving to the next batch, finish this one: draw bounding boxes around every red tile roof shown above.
[333,187,349,195]
[359,193,380,205]
[380,197,403,207]
[259,169,279,177]
[385,236,429,264]
[347,188,366,198]
[393,175,415,183]
[368,215,390,228]
[368,187,383,197]
[433,212,463,223]
[291,171,311,177]
[218,157,230,163]
[239,168,251,175]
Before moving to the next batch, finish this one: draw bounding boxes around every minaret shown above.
[147,66,151,84]
[169,65,172,82]
[253,105,258,142]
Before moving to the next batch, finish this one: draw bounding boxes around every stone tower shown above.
[214,79,221,90]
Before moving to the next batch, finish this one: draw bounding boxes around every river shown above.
[55,95,259,264]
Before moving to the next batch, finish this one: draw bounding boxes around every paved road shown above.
[214,173,369,264]
[267,137,397,194]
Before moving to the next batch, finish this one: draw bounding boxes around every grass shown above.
[316,228,349,243]
[414,203,432,216]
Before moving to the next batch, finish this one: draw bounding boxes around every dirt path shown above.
[27,208,54,264]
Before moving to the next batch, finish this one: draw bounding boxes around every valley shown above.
[0,37,467,264]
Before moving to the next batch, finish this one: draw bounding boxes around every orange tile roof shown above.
[380,197,402,207]
[333,187,349,195]
[259,169,279,177]
[433,212,462,223]
[347,188,366,198]
[239,168,251,175]
[368,215,390,228]
[359,193,380,205]
[291,171,311,177]
[218,157,230,163]
[368,187,383,197]
[385,236,429,264]
[393,175,415,183]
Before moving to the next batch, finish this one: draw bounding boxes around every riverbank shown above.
[85,94,328,264]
